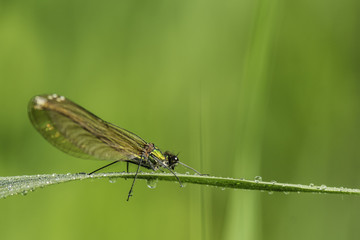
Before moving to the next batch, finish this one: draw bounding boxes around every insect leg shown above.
[88,161,120,175]
[147,159,157,171]
[156,160,183,187]
[178,162,203,175]
[127,156,144,201]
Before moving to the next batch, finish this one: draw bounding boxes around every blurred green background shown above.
[1,0,360,239]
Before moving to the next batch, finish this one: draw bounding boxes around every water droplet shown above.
[254,176,262,183]
[146,179,158,189]
[309,183,315,187]
[109,178,117,183]
[271,180,277,185]
[21,190,28,196]
[320,185,327,190]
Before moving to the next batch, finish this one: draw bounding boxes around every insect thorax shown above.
[147,146,166,170]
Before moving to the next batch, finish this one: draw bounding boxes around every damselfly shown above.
[28,94,199,200]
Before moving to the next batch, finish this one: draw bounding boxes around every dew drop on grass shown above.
[309,183,315,187]
[109,178,117,183]
[146,179,158,189]
[254,176,262,183]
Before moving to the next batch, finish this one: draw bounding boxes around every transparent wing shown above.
[28,94,147,161]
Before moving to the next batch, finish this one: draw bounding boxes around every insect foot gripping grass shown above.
[28,94,200,200]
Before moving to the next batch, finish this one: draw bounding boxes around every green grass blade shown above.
[1,172,359,199]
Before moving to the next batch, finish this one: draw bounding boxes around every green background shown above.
[1,0,359,239]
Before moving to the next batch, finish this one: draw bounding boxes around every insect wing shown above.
[28,94,146,161]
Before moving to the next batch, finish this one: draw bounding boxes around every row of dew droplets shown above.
[107,172,159,189]
[249,176,288,195]
[23,173,65,195]
[106,172,159,189]
[4,172,129,199]
[252,176,332,195]
[3,172,358,199]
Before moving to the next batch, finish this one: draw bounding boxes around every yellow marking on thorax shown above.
[151,148,166,160]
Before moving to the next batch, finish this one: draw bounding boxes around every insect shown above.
[28,94,199,200]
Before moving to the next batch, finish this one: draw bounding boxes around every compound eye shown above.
[172,156,179,164]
